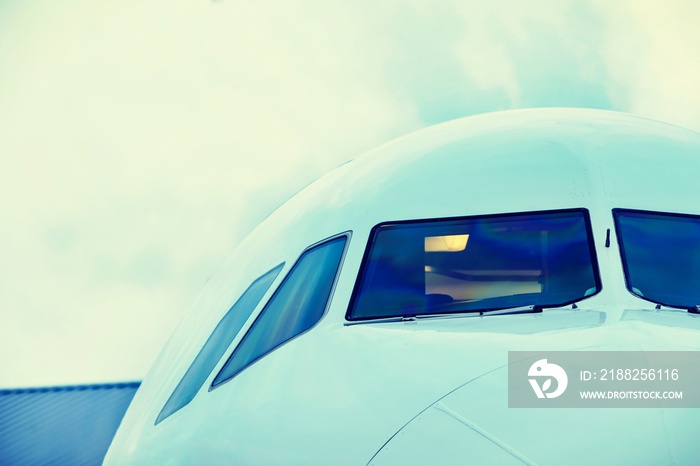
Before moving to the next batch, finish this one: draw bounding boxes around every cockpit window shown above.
[155,263,283,425]
[347,209,600,320]
[211,234,348,388]
[614,208,700,310]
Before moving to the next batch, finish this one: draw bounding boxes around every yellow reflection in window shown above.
[424,234,470,252]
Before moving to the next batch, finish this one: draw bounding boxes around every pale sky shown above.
[1,0,699,388]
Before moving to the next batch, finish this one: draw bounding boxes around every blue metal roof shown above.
[0,382,140,466]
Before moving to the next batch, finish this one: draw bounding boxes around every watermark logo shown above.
[510,351,700,408]
[528,359,568,399]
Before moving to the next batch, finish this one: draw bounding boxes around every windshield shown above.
[347,209,601,320]
[614,209,700,309]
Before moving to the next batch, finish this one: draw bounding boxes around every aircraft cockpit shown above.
[105,109,700,466]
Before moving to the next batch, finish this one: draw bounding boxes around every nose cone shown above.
[371,351,700,465]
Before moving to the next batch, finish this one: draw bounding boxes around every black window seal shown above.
[345,208,602,322]
[209,231,351,391]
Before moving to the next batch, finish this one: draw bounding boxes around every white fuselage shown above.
[105,109,700,465]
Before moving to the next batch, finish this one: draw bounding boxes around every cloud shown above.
[0,0,698,386]
[0,0,422,386]
[343,0,619,126]
[595,0,700,131]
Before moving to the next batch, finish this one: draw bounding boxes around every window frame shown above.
[210,231,351,390]
[346,208,602,321]
[154,262,285,425]
[613,207,700,310]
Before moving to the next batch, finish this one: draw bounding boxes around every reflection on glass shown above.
[425,234,470,252]
[614,209,700,309]
[212,236,347,387]
[156,263,283,424]
[348,210,600,320]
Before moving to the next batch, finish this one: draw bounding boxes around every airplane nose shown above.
[369,401,530,466]
[369,368,700,466]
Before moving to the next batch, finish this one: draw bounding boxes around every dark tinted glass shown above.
[155,264,283,424]
[348,209,600,320]
[212,235,347,387]
[614,209,700,309]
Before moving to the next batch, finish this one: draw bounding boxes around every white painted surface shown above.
[105,109,700,465]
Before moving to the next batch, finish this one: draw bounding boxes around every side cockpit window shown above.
[212,234,348,388]
[348,209,600,320]
[614,208,700,310]
[155,264,284,425]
